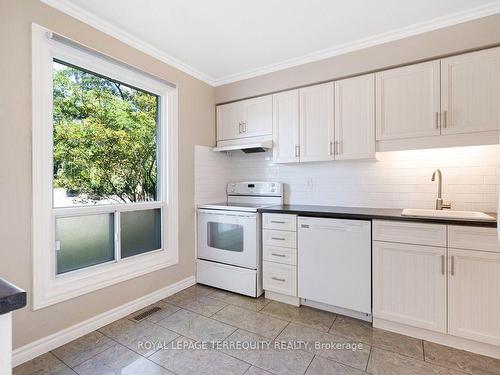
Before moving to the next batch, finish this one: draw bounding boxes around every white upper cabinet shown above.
[334,74,375,160]
[376,61,441,140]
[221,47,500,154]
[299,82,335,162]
[244,95,273,137]
[448,248,500,346]
[216,101,244,141]
[441,47,500,135]
[216,95,272,141]
[272,90,300,163]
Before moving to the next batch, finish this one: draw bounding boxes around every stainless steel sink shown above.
[401,208,495,221]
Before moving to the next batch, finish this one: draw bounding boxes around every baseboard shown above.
[374,317,500,360]
[265,291,300,307]
[12,275,196,367]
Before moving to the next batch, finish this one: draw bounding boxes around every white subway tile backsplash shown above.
[195,144,500,213]
[484,176,500,185]
[194,145,231,205]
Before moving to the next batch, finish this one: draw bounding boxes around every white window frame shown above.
[31,24,179,310]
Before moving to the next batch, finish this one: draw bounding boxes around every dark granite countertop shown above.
[258,205,497,228]
[0,278,27,314]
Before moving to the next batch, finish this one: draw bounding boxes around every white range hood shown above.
[213,136,273,153]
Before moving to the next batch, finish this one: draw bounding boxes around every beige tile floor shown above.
[14,284,500,375]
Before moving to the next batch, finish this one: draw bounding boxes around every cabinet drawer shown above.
[263,213,297,231]
[263,261,297,296]
[373,220,446,247]
[263,245,296,265]
[448,226,500,253]
[263,229,296,248]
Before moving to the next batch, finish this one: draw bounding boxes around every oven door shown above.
[197,209,258,269]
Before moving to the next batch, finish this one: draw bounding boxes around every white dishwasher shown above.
[298,217,371,318]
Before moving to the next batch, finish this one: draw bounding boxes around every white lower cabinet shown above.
[263,245,296,265]
[263,261,297,296]
[448,248,500,346]
[373,220,500,350]
[262,229,296,248]
[262,214,298,301]
[373,241,447,332]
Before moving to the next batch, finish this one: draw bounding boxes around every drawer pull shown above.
[271,220,286,224]
[271,253,286,257]
[271,277,286,282]
[450,256,455,276]
[441,255,445,275]
[271,237,286,241]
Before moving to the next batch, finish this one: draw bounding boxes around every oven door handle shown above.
[197,209,256,218]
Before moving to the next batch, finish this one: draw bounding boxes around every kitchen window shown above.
[32,24,178,309]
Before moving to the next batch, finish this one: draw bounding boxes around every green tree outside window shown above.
[52,60,159,206]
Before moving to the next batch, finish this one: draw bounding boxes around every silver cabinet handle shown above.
[435,112,440,129]
[329,141,334,155]
[271,237,286,241]
[442,111,448,128]
[242,122,247,133]
[441,255,445,275]
[271,277,286,282]
[450,255,455,276]
[271,221,286,224]
[271,253,286,257]
[238,122,243,134]
[295,145,300,158]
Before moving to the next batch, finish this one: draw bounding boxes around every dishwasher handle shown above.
[300,223,368,232]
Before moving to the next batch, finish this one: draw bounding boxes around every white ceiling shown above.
[44,0,500,86]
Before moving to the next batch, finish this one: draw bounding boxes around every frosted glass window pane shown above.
[207,222,244,252]
[121,209,162,258]
[56,214,115,274]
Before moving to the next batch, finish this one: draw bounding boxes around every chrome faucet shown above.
[431,169,451,210]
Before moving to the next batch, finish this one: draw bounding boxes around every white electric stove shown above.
[196,182,283,297]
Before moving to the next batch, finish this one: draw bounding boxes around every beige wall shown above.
[0,0,215,348]
[1,0,499,352]
[215,14,500,103]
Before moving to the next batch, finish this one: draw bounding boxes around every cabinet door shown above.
[448,248,500,346]
[299,83,335,162]
[376,61,441,140]
[373,241,447,332]
[243,95,273,138]
[272,90,299,163]
[334,74,375,160]
[441,47,500,135]
[216,101,244,141]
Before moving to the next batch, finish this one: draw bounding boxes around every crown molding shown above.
[41,0,500,88]
[40,0,216,86]
[213,1,500,86]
